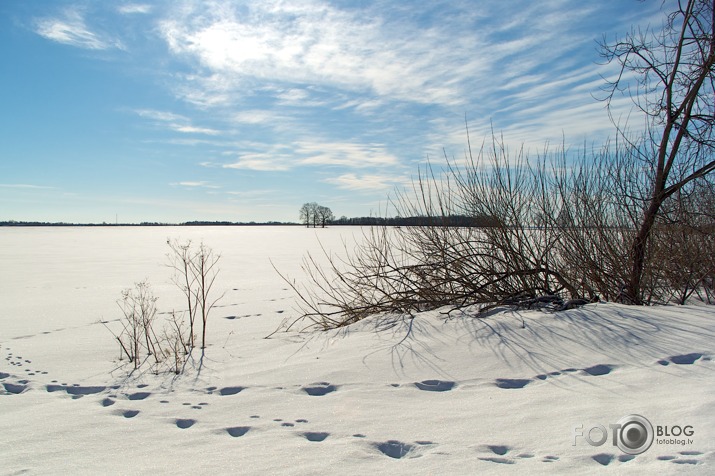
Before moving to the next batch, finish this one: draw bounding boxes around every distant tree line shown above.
[330,215,500,227]
[0,220,297,227]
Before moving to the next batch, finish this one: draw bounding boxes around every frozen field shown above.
[1,226,714,475]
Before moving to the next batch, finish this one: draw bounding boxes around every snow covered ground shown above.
[1,226,714,475]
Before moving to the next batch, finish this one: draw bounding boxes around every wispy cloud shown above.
[35,8,124,50]
[117,4,153,15]
[217,139,400,172]
[157,1,476,107]
[297,141,400,168]
[324,173,410,191]
[223,152,293,172]
[171,181,221,189]
[135,109,220,135]
[0,184,55,190]
[150,0,640,157]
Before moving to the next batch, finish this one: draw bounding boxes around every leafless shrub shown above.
[276,131,714,332]
[167,239,223,349]
[114,280,160,369]
[648,181,715,304]
[161,311,190,374]
[104,240,224,375]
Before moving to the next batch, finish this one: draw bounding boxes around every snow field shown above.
[1,226,714,474]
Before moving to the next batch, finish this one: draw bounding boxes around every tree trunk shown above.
[625,194,664,304]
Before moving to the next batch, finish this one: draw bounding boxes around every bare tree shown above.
[299,203,314,228]
[316,205,334,228]
[300,202,333,228]
[599,0,715,303]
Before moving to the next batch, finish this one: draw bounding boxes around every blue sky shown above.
[0,0,659,223]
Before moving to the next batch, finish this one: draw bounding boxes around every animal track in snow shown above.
[414,380,456,392]
[476,444,559,465]
[658,353,704,366]
[218,386,245,396]
[302,382,337,396]
[495,378,531,389]
[2,382,28,394]
[374,440,415,459]
[581,364,616,376]
[592,453,615,466]
[127,391,151,401]
[175,419,196,429]
[657,450,705,465]
[497,363,617,390]
[46,384,106,396]
[226,426,251,438]
[302,432,330,442]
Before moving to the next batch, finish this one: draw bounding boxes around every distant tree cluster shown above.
[299,202,334,228]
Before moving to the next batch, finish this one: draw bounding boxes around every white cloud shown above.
[324,173,410,191]
[297,141,399,168]
[134,109,220,135]
[35,9,123,50]
[232,110,282,125]
[0,184,55,190]
[117,4,153,15]
[223,152,293,172]
[152,0,635,150]
[218,139,400,172]
[171,181,221,189]
[157,1,485,106]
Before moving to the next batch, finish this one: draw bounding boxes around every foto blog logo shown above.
[572,414,654,455]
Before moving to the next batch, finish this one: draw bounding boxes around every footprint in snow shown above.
[657,353,704,366]
[127,391,151,401]
[302,382,337,396]
[494,378,531,389]
[218,386,245,396]
[175,419,196,429]
[374,440,415,459]
[226,426,251,438]
[592,453,635,466]
[581,364,616,376]
[592,453,615,466]
[302,432,330,442]
[657,450,704,465]
[46,384,106,396]
[477,444,515,464]
[2,382,28,394]
[477,444,558,465]
[414,380,456,392]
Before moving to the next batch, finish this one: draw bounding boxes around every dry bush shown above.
[104,240,223,375]
[113,280,160,369]
[277,133,714,332]
[167,239,223,350]
[647,181,715,304]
